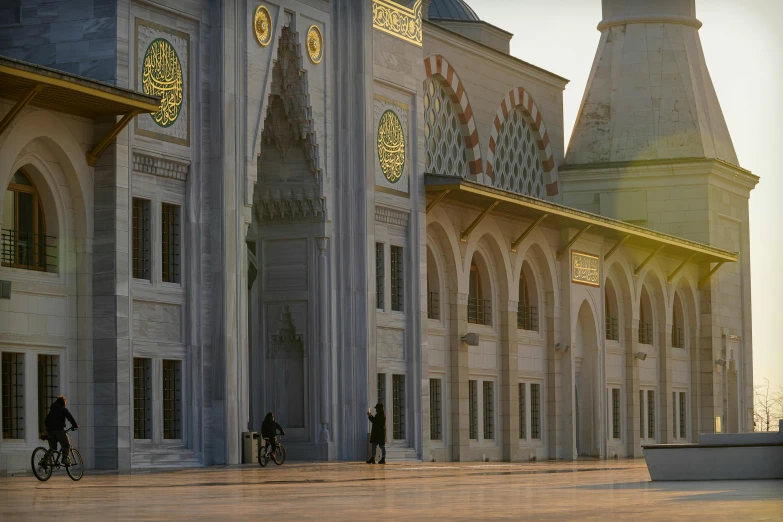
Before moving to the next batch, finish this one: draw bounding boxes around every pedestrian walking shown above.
[366,402,386,464]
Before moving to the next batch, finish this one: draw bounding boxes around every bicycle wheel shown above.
[273,445,286,465]
[31,447,53,482]
[66,448,84,481]
[258,450,268,467]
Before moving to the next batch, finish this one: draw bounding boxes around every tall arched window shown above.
[605,281,619,341]
[672,293,685,348]
[427,248,440,320]
[3,170,50,271]
[639,287,653,345]
[468,258,490,325]
[517,269,537,331]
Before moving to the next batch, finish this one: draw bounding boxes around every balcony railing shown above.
[605,316,619,341]
[638,321,653,345]
[517,305,538,331]
[1,229,57,271]
[672,327,685,348]
[468,297,491,326]
[427,291,440,320]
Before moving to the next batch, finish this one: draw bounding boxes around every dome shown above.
[428,0,480,22]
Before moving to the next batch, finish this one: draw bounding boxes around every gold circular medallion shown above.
[254,6,272,46]
[377,110,405,184]
[306,25,323,64]
[141,38,183,128]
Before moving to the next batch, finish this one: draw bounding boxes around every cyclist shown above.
[45,396,78,466]
[261,412,285,457]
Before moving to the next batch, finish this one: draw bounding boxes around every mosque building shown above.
[0,0,755,471]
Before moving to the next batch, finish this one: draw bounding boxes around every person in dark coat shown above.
[261,412,285,456]
[366,402,386,464]
[45,396,78,466]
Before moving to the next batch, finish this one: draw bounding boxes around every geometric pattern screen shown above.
[424,78,469,178]
[493,107,545,198]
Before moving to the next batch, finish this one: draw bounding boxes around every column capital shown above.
[316,236,329,254]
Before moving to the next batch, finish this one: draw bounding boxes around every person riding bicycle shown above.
[261,412,285,457]
[45,396,78,466]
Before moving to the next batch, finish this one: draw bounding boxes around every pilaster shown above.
[499,301,518,461]
[625,322,641,456]
[450,293,469,461]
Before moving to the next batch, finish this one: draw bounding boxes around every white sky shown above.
[473,0,783,392]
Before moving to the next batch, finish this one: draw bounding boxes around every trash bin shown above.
[243,432,259,463]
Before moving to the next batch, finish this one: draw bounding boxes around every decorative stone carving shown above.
[132,151,190,181]
[493,107,546,198]
[306,25,323,64]
[424,77,469,178]
[372,0,422,46]
[255,188,326,224]
[253,5,272,47]
[375,206,409,227]
[269,306,304,359]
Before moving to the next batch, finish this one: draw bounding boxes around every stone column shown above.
[450,292,469,461]
[499,301,518,461]
[316,237,333,457]
[545,295,561,459]
[625,320,641,457]
[658,320,673,443]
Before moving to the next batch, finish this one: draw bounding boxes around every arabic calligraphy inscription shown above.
[572,251,600,287]
[254,6,272,46]
[142,38,183,128]
[377,109,405,184]
[306,25,323,64]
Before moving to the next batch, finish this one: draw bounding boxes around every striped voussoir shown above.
[423,54,482,176]
[486,87,559,196]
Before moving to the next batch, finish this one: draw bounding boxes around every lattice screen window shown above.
[38,354,59,435]
[493,108,545,198]
[1,352,24,439]
[377,373,386,405]
[162,359,182,440]
[430,378,442,440]
[612,388,621,439]
[530,383,541,439]
[518,383,527,440]
[482,381,494,440]
[392,374,405,440]
[132,198,151,280]
[162,203,181,284]
[133,358,152,440]
[424,78,469,178]
[468,379,478,439]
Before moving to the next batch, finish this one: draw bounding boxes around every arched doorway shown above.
[574,300,600,457]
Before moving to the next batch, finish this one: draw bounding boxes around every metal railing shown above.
[517,304,538,331]
[605,316,619,341]
[638,321,653,345]
[467,297,491,326]
[1,229,57,271]
[427,291,440,320]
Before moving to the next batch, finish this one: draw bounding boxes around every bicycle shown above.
[31,427,84,482]
[257,436,286,467]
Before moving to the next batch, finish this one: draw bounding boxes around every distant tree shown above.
[754,378,782,432]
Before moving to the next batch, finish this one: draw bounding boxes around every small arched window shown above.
[468,258,490,325]
[639,287,653,345]
[3,170,49,271]
[672,293,685,348]
[605,281,619,341]
[517,270,537,331]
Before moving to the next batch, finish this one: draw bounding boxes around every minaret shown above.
[560,0,757,440]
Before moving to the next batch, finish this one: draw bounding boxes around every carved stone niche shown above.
[267,305,306,430]
[269,305,305,360]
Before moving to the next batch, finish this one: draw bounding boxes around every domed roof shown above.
[428,0,480,22]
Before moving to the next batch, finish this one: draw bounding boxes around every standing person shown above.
[45,396,78,466]
[261,412,285,457]
[366,402,386,464]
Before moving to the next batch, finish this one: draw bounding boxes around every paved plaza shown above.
[0,460,781,520]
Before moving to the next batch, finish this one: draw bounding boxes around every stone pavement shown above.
[0,460,781,521]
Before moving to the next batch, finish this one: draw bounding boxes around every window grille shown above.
[672,328,684,348]
[518,383,527,439]
[530,383,541,439]
[612,388,621,439]
[376,243,384,310]
[605,316,619,341]
[429,378,442,440]
[647,390,655,440]
[391,246,403,312]
[133,358,152,439]
[679,392,687,439]
[639,390,644,438]
[638,321,653,344]
[483,381,494,440]
[492,108,546,198]
[673,392,677,438]
[517,305,538,331]
[1,353,24,439]
[377,373,386,405]
[392,374,405,440]
[37,354,59,435]
[467,298,491,326]
[423,78,469,178]
[132,198,151,280]
[163,360,182,439]
[468,380,478,439]
[162,203,181,284]
[427,291,440,320]
[2,169,56,272]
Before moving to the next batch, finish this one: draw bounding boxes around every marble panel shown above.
[132,301,182,343]
[377,326,404,361]
[262,239,308,293]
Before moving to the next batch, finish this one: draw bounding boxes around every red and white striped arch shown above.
[423,54,482,176]
[486,87,559,196]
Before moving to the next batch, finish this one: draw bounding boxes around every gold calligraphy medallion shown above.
[306,25,323,64]
[377,109,405,184]
[571,251,600,287]
[254,6,272,46]
[142,38,183,128]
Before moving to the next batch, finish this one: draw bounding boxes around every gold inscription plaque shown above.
[572,251,600,287]
[306,25,323,64]
[142,38,183,128]
[254,5,272,47]
[377,109,405,184]
[372,0,422,47]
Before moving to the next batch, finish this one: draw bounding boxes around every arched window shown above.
[605,281,619,341]
[424,78,469,178]
[672,293,685,348]
[639,287,653,344]
[427,248,440,320]
[3,170,50,271]
[468,258,490,325]
[517,268,538,331]
[493,108,546,198]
